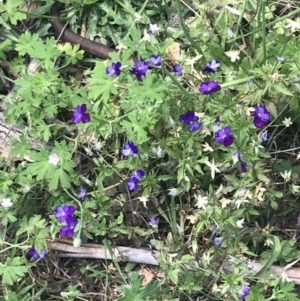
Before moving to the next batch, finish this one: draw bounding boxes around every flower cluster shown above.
[54,205,78,238]
[127,169,145,191]
[253,105,270,128]
[180,111,200,132]
[27,246,47,260]
[131,60,149,81]
[106,54,185,82]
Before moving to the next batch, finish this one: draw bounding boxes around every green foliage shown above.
[1,0,300,299]
[0,0,27,25]
[0,257,27,285]
[117,272,159,301]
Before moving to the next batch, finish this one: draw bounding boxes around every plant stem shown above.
[229,7,300,42]
[175,0,206,59]
[162,63,190,96]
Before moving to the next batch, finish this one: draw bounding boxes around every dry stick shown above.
[50,241,300,285]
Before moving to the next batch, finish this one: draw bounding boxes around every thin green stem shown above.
[162,63,190,96]
[261,0,267,63]
[229,7,300,43]
[234,0,248,37]
[116,0,150,57]
[220,76,255,88]
[175,0,206,59]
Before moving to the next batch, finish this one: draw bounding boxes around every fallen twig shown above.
[50,240,300,285]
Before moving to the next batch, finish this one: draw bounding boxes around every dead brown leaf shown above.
[138,268,154,286]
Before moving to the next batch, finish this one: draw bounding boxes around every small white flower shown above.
[280,170,291,181]
[283,117,292,127]
[152,146,163,157]
[48,153,60,166]
[23,185,31,192]
[195,194,208,210]
[205,158,220,180]
[234,198,249,209]
[1,198,12,208]
[149,24,159,34]
[227,27,234,38]
[168,188,178,197]
[236,218,244,228]
[139,196,149,208]
[134,13,142,21]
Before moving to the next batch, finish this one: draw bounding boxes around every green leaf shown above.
[10,134,32,159]
[0,39,12,60]
[87,62,118,103]
[0,171,13,191]
[16,215,46,236]
[49,168,72,190]
[255,234,282,277]
[0,0,27,25]
[58,43,84,64]
[16,32,40,56]
[273,84,294,96]
[120,113,149,143]
[168,269,179,284]
[0,257,27,285]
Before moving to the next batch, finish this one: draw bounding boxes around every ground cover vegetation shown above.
[1,0,300,300]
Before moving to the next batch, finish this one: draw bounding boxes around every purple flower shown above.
[121,141,138,157]
[147,55,161,67]
[213,237,222,246]
[173,64,183,76]
[73,104,91,124]
[78,187,87,200]
[27,246,47,260]
[199,81,221,95]
[253,105,271,128]
[106,62,122,76]
[235,150,247,173]
[203,59,220,73]
[215,126,235,147]
[59,218,78,238]
[149,216,159,226]
[239,286,250,301]
[127,176,140,191]
[131,60,149,81]
[127,169,145,191]
[54,205,76,224]
[131,169,145,180]
[261,130,268,141]
[214,116,221,131]
[92,142,101,153]
[180,111,201,132]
